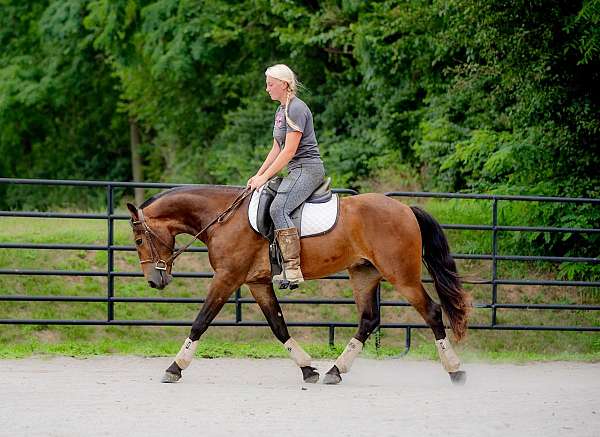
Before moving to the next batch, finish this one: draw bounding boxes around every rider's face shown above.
[266,76,288,102]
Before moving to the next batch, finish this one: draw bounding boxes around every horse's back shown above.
[340,192,418,228]
[340,192,421,254]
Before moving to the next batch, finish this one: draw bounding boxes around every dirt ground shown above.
[0,357,598,437]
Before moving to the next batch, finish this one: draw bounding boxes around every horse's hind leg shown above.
[247,282,319,383]
[323,263,382,385]
[392,280,466,385]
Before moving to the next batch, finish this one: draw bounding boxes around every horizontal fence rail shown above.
[1,177,599,353]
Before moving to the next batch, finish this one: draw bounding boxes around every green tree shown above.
[0,0,129,208]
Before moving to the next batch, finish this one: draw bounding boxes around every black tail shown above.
[410,206,470,341]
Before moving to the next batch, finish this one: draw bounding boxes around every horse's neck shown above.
[147,186,243,237]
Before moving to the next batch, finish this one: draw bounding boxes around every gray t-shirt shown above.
[272,96,323,169]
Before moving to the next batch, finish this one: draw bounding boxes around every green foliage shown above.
[421,0,600,200]
[0,0,130,208]
[205,97,274,185]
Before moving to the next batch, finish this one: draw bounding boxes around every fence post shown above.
[107,184,114,322]
[375,283,381,352]
[403,327,411,356]
[235,288,242,323]
[491,198,498,326]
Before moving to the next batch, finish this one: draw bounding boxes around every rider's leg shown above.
[270,163,325,285]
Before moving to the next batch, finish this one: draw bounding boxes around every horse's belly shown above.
[300,221,361,279]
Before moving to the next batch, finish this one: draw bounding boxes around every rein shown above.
[132,187,253,270]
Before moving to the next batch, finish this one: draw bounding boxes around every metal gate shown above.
[1,178,598,352]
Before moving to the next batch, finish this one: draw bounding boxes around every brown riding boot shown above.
[272,227,304,286]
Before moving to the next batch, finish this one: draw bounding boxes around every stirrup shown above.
[272,272,301,290]
[275,280,299,290]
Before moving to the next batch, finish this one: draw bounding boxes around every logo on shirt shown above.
[275,111,285,129]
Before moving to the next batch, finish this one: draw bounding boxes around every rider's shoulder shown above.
[288,96,310,114]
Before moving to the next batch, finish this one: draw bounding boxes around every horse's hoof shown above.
[323,366,342,385]
[449,370,467,385]
[161,371,181,383]
[301,366,319,384]
[289,283,299,290]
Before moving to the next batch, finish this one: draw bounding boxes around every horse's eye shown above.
[135,238,143,246]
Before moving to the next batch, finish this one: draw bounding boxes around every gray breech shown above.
[270,163,326,230]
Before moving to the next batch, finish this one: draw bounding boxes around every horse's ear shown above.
[126,203,139,219]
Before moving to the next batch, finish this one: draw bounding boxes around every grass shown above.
[1,199,599,362]
[2,333,598,363]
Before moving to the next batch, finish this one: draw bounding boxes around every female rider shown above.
[247,64,325,287]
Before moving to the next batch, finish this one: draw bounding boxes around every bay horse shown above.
[126,185,470,385]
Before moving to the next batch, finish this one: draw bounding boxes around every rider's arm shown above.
[260,131,302,180]
[255,139,281,176]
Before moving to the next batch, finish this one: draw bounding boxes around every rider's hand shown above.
[248,174,268,191]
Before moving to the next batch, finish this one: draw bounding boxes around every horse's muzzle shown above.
[148,268,173,290]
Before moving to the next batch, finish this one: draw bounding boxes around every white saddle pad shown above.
[248,186,339,238]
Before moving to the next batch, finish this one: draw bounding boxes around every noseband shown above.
[130,187,253,272]
[131,209,173,271]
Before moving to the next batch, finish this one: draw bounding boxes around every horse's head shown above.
[127,203,174,290]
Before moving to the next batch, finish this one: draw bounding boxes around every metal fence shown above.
[1,178,599,352]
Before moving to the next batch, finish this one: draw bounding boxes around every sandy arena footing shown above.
[0,357,598,437]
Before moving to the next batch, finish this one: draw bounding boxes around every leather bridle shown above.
[131,209,173,271]
[130,187,253,272]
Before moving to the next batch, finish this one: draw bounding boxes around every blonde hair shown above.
[265,64,301,131]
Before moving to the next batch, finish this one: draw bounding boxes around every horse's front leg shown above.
[161,271,241,383]
[247,282,319,383]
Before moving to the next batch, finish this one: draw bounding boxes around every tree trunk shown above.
[130,119,144,205]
